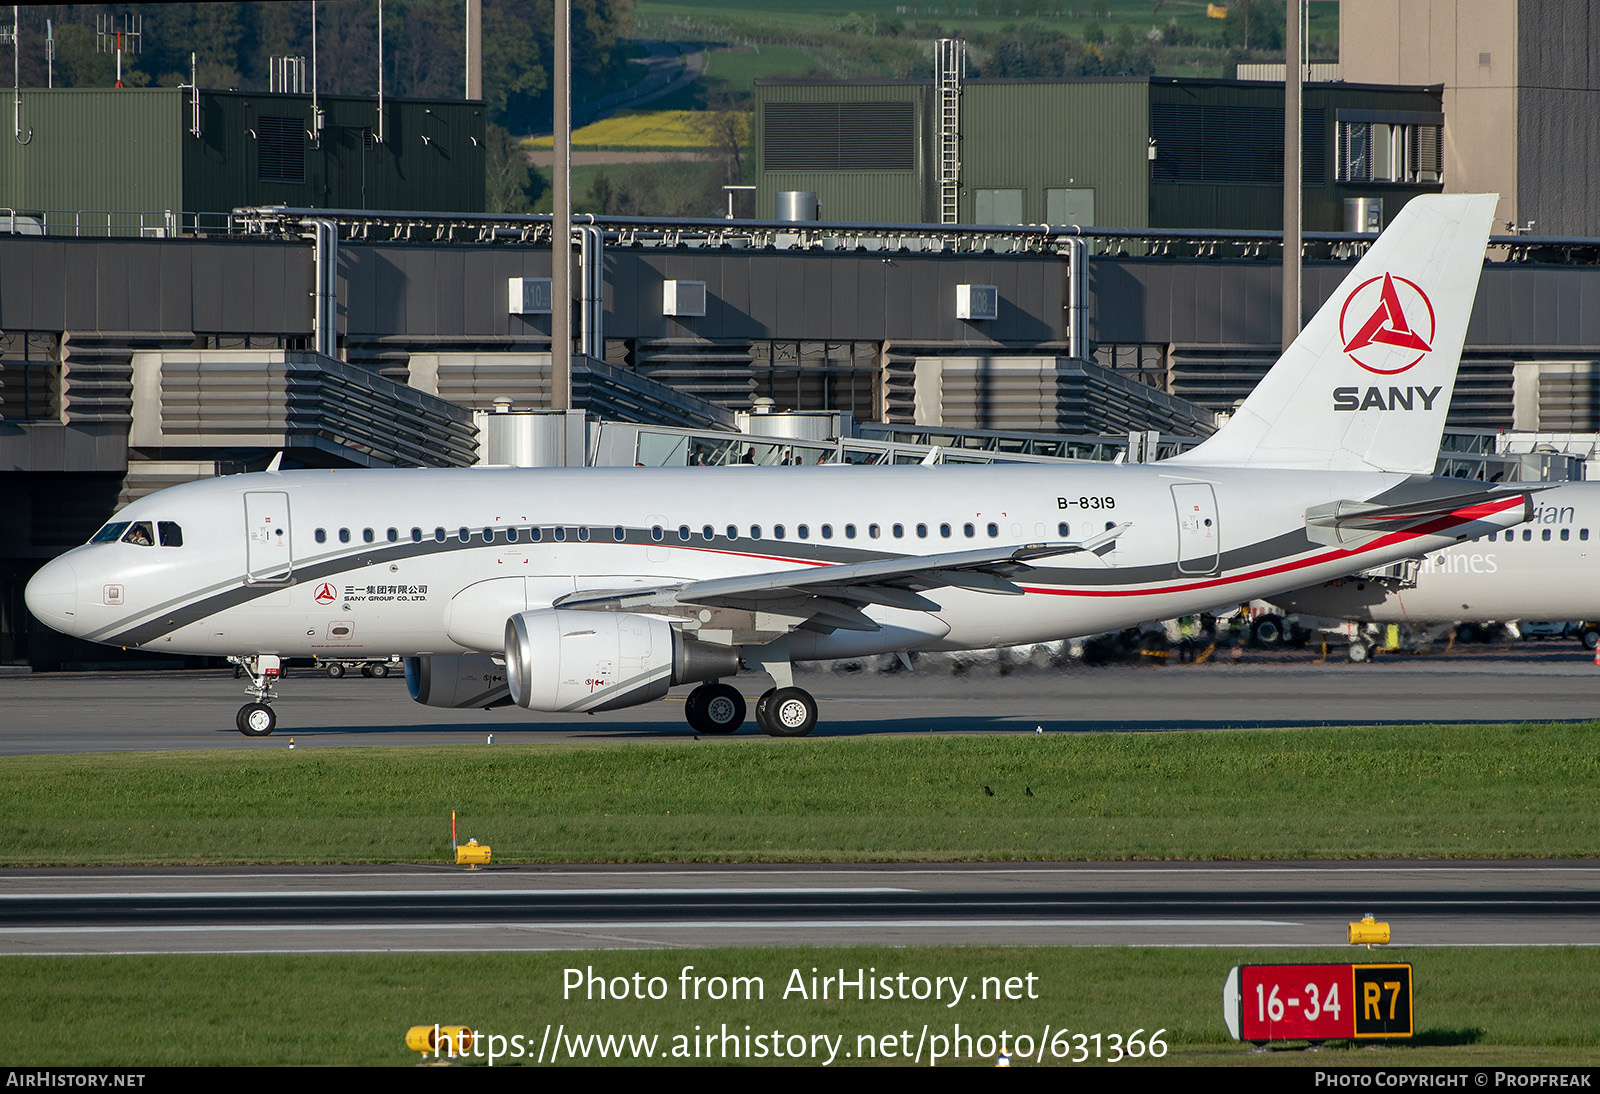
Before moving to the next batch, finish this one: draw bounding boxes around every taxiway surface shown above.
[0,645,1596,754]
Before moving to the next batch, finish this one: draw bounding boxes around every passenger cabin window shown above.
[916,524,928,538]
[340,528,352,544]
[157,521,184,547]
[363,528,375,544]
[774,524,786,539]
[1059,523,1070,538]
[315,528,327,544]
[725,525,738,540]
[411,527,423,543]
[964,523,975,538]
[386,527,399,543]
[434,527,446,543]
[614,526,626,542]
[988,523,999,538]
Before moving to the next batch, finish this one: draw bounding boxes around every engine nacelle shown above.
[405,655,512,709]
[504,609,740,713]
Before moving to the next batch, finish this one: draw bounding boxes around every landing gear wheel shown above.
[685,683,745,735]
[755,687,817,737]
[1251,614,1286,647]
[236,702,277,736]
[1347,640,1373,664]
[370,663,389,678]
[325,663,345,678]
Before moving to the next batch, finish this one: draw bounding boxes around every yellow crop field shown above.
[526,110,749,150]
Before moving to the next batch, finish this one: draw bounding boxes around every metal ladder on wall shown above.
[935,38,964,226]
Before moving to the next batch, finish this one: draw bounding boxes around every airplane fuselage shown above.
[28,463,1528,664]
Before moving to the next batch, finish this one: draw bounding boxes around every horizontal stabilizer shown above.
[1305,487,1536,548]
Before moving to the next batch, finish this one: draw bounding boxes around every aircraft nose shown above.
[25,557,80,634]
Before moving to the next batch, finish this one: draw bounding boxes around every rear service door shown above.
[1172,483,1220,575]
[245,491,294,582]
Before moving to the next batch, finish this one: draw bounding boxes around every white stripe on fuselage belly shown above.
[76,464,1502,658]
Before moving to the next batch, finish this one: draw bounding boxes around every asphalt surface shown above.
[0,642,1595,753]
[3,862,1596,955]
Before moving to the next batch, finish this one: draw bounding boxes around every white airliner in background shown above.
[1275,481,1600,647]
[26,194,1533,737]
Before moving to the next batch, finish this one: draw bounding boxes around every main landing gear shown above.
[684,639,821,737]
[228,655,281,736]
[681,680,820,736]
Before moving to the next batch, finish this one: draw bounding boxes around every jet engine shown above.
[504,609,740,713]
[405,655,513,709]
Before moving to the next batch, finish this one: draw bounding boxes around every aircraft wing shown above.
[554,526,1129,639]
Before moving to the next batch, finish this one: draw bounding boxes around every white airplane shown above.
[25,194,1534,737]
[1273,481,1600,649]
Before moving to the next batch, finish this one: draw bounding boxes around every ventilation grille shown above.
[257,116,306,184]
[1151,104,1325,185]
[763,102,915,172]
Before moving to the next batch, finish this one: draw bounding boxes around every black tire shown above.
[236,702,277,736]
[686,683,745,734]
[1347,641,1372,664]
[370,663,389,678]
[326,663,345,678]
[360,665,374,678]
[1252,614,1286,648]
[1583,627,1600,651]
[756,687,817,737]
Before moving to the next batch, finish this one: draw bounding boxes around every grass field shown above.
[2,724,1596,865]
[4,946,1595,1066]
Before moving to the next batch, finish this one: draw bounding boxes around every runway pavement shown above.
[3,862,1596,954]
[0,644,1595,753]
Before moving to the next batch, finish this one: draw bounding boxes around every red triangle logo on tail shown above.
[1338,273,1436,374]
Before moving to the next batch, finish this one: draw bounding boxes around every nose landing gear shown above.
[229,655,281,736]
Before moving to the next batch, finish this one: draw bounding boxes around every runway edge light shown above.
[1349,912,1391,947]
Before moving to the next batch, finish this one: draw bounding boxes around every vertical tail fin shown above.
[1166,193,1498,474]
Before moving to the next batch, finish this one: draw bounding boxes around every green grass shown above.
[2,725,1596,865]
[3,947,1595,1066]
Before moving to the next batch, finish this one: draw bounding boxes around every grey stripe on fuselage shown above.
[98,495,1465,649]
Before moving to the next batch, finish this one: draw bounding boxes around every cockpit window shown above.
[121,521,156,547]
[157,521,184,547]
[90,522,130,544]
